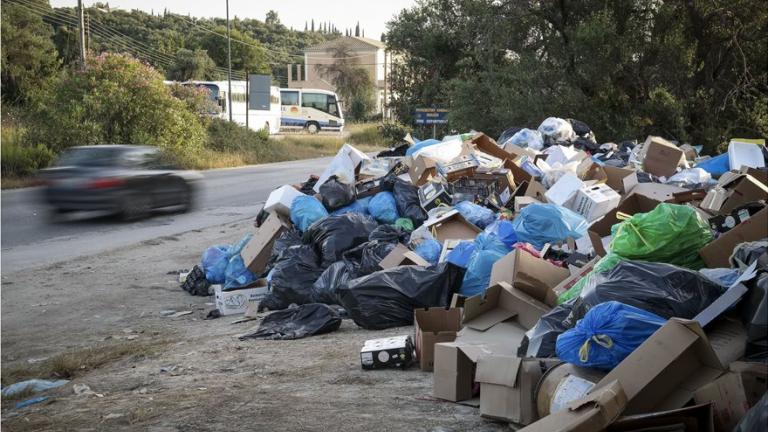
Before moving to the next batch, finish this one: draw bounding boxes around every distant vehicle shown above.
[38,145,202,221]
[279,88,344,133]
[182,80,282,135]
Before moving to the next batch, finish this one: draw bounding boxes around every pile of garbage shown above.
[185,118,768,431]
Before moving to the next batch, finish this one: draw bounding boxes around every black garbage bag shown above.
[377,144,409,158]
[266,228,303,273]
[343,241,397,276]
[369,225,410,244]
[239,303,342,340]
[311,261,352,305]
[731,240,768,270]
[319,175,356,211]
[392,179,427,228]
[519,299,576,358]
[337,262,464,330]
[497,127,523,145]
[261,245,325,311]
[304,213,378,268]
[298,175,319,195]
[181,265,211,296]
[568,260,725,327]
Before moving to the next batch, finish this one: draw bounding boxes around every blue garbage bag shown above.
[455,201,496,229]
[446,241,476,268]
[405,138,441,156]
[202,245,229,284]
[459,248,506,296]
[290,195,329,232]
[414,239,442,264]
[228,233,252,256]
[695,153,730,178]
[511,203,588,249]
[368,192,399,223]
[224,254,257,289]
[331,198,369,216]
[555,301,666,370]
[479,220,518,249]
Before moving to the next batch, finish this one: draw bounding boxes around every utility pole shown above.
[226,0,233,122]
[78,0,86,69]
[383,50,387,121]
[245,71,249,130]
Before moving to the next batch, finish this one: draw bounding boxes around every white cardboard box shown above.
[264,185,305,217]
[213,283,268,316]
[570,184,621,222]
[544,173,584,206]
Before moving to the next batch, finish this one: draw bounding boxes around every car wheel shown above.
[306,122,320,134]
[119,191,151,221]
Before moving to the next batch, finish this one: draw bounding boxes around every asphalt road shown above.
[1,157,332,272]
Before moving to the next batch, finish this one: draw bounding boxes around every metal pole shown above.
[226,0,233,122]
[78,0,86,69]
[245,71,249,130]
[383,50,387,121]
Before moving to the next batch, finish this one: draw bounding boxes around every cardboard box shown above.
[592,319,725,415]
[470,133,533,184]
[627,182,687,202]
[708,201,766,234]
[409,155,437,186]
[414,307,462,371]
[641,136,685,177]
[545,173,584,206]
[693,362,768,431]
[603,166,639,195]
[263,185,304,216]
[699,206,768,268]
[240,212,289,274]
[379,243,430,269]
[418,181,453,211]
[436,154,480,182]
[524,180,549,203]
[551,257,600,301]
[571,184,621,222]
[518,380,627,432]
[702,173,768,214]
[434,342,507,401]
[214,281,268,315]
[577,161,608,184]
[705,316,748,367]
[477,356,561,424]
[740,166,768,187]
[514,196,540,212]
[588,193,662,256]
[489,250,571,307]
[424,209,482,242]
[355,178,382,198]
[360,335,415,370]
[607,402,714,432]
[463,283,550,331]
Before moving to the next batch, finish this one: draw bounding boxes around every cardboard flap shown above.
[570,380,626,412]
[476,355,522,387]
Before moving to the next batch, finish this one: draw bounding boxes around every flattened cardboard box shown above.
[241,212,289,274]
[607,402,714,432]
[489,250,570,307]
[693,362,768,431]
[414,307,462,371]
[699,206,768,268]
[379,243,430,269]
[214,281,268,316]
[463,282,550,331]
[592,318,725,415]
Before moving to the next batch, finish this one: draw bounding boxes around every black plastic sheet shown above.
[304,213,378,268]
[239,303,342,340]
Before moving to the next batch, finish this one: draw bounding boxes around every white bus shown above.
[183,80,282,135]
[279,88,344,133]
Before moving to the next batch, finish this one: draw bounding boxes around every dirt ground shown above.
[1,219,510,431]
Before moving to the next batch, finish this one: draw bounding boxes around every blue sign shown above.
[415,107,449,125]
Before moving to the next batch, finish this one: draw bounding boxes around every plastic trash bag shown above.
[409,225,442,264]
[267,229,303,270]
[392,179,427,227]
[2,379,69,397]
[369,225,410,244]
[311,261,352,304]
[304,213,379,268]
[201,245,229,284]
[411,138,466,163]
[521,299,576,358]
[313,144,370,193]
[395,217,414,232]
[446,241,476,268]
[731,240,768,270]
[331,198,369,216]
[511,203,589,249]
[368,191,399,224]
[734,392,768,432]
[479,220,518,249]
[261,245,325,311]
[664,168,713,188]
[239,303,342,340]
[497,127,523,147]
[502,128,544,151]
[538,117,576,145]
[223,254,257,290]
[609,203,712,269]
[319,175,356,211]
[455,201,496,229]
[337,262,465,329]
[343,241,397,276]
[290,195,329,232]
[694,153,730,178]
[699,267,743,287]
[555,301,666,370]
[405,138,441,156]
[459,248,506,297]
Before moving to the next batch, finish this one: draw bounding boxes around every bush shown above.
[1,130,56,177]
[378,122,413,146]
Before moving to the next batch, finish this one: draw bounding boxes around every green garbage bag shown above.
[558,204,712,303]
[394,217,414,232]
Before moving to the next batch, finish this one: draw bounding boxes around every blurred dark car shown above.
[38,145,202,220]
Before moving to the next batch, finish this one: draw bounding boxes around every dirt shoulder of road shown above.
[1,218,504,432]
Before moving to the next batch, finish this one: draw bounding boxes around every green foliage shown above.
[167,48,217,81]
[206,118,270,153]
[26,53,207,157]
[198,27,270,75]
[378,122,413,145]
[1,0,60,104]
[315,42,376,121]
[387,0,768,153]
[1,126,56,177]
[168,82,220,115]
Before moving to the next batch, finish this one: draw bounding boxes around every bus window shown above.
[302,93,336,115]
[327,95,339,117]
[281,91,299,106]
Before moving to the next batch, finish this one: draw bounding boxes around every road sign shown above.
[414,107,449,125]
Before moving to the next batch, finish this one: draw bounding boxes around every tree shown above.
[167,48,216,81]
[1,1,61,104]
[27,53,206,156]
[265,10,280,26]
[354,22,360,37]
[199,27,269,74]
[304,21,308,31]
[311,19,315,32]
[315,42,375,120]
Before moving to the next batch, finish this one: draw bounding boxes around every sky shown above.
[49,0,416,39]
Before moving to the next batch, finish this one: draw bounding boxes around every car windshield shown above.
[55,147,124,167]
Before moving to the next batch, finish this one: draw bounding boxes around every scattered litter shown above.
[2,379,69,397]
[14,396,49,409]
[73,383,104,398]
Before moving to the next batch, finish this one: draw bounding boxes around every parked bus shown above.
[279,88,344,133]
[182,80,282,135]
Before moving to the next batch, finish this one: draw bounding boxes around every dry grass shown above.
[1,340,167,386]
[1,177,37,189]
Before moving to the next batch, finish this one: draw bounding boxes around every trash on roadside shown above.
[2,379,69,397]
[239,303,342,340]
[360,335,415,370]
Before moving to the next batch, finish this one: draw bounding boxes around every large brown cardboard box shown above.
[489,250,570,307]
[476,356,561,424]
[424,209,482,242]
[592,319,725,415]
[414,307,462,371]
[607,402,714,432]
[693,362,768,431]
[463,283,550,331]
[518,380,627,432]
[699,206,768,268]
[409,155,437,186]
[588,193,662,256]
[603,166,639,195]
[470,133,533,184]
[626,182,687,202]
[240,212,289,274]
[716,174,768,214]
[433,342,515,402]
[641,136,685,177]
